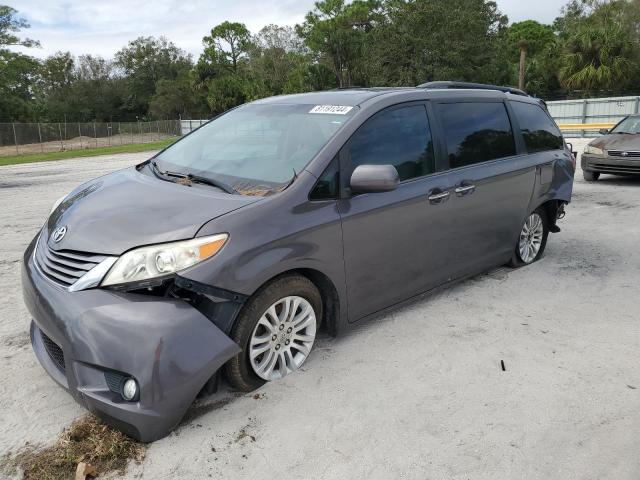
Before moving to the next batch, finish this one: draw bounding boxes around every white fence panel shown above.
[180,119,208,135]
[547,96,640,136]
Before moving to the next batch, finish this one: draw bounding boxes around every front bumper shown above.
[582,154,640,175]
[22,236,240,442]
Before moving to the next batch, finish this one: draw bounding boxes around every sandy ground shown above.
[1,139,640,479]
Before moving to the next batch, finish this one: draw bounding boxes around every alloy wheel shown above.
[518,212,544,264]
[249,296,316,381]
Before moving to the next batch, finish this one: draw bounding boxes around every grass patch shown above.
[0,139,175,167]
[1,415,146,480]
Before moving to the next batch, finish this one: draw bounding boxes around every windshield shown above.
[610,116,640,135]
[154,103,355,196]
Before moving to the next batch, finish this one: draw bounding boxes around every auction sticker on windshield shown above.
[309,105,354,115]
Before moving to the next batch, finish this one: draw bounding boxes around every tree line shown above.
[1,0,640,123]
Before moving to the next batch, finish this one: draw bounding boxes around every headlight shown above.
[584,145,604,155]
[50,195,67,214]
[101,234,228,287]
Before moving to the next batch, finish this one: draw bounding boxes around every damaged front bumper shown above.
[22,237,241,442]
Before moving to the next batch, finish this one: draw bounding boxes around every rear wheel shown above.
[225,274,322,392]
[509,208,549,267]
[583,170,600,181]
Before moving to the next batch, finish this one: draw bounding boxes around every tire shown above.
[224,274,322,392]
[583,170,600,181]
[508,208,549,268]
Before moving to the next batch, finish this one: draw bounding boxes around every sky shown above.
[7,0,567,60]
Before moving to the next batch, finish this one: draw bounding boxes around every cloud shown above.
[499,0,565,24]
[6,0,566,60]
[7,0,314,58]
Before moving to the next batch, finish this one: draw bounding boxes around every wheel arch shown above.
[536,199,561,223]
[238,268,342,337]
[294,268,341,337]
[531,199,565,229]
[509,198,561,260]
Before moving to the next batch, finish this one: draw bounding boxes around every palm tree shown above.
[560,25,635,92]
[518,40,528,90]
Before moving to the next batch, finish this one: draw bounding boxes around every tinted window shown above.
[510,101,563,152]
[310,157,339,200]
[438,102,516,168]
[348,105,434,182]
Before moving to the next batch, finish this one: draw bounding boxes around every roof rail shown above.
[417,81,529,97]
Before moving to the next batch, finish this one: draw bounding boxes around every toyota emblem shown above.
[51,225,67,243]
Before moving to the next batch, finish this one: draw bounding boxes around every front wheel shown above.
[583,170,600,181]
[509,209,549,267]
[225,274,322,392]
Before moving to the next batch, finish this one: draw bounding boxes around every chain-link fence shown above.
[0,120,181,157]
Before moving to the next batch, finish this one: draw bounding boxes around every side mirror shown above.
[350,164,399,193]
[599,128,609,135]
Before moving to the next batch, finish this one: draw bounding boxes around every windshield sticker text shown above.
[309,105,353,115]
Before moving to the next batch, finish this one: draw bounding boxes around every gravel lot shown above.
[1,140,640,479]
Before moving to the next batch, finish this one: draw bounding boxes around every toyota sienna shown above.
[22,82,575,441]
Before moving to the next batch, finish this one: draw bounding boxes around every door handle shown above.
[454,184,476,196]
[428,190,450,204]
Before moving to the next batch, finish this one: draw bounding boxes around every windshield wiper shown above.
[186,173,238,195]
[150,161,237,194]
[150,160,184,179]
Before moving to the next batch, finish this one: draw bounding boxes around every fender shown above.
[527,153,574,216]
[184,172,349,335]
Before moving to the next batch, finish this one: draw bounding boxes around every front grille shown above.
[591,163,640,174]
[40,330,65,372]
[607,150,640,158]
[35,233,107,288]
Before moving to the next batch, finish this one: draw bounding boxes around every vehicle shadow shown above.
[589,175,640,186]
[179,390,239,428]
[332,268,494,343]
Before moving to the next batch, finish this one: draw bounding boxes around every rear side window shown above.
[438,102,516,168]
[347,105,435,182]
[510,101,563,152]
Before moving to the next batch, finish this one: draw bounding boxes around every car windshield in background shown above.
[154,103,356,196]
[611,116,640,134]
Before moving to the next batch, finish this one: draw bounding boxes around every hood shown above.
[46,166,259,255]
[591,133,640,152]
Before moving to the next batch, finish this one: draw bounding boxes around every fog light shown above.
[122,378,138,401]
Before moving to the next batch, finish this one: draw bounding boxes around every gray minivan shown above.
[22,82,575,441]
